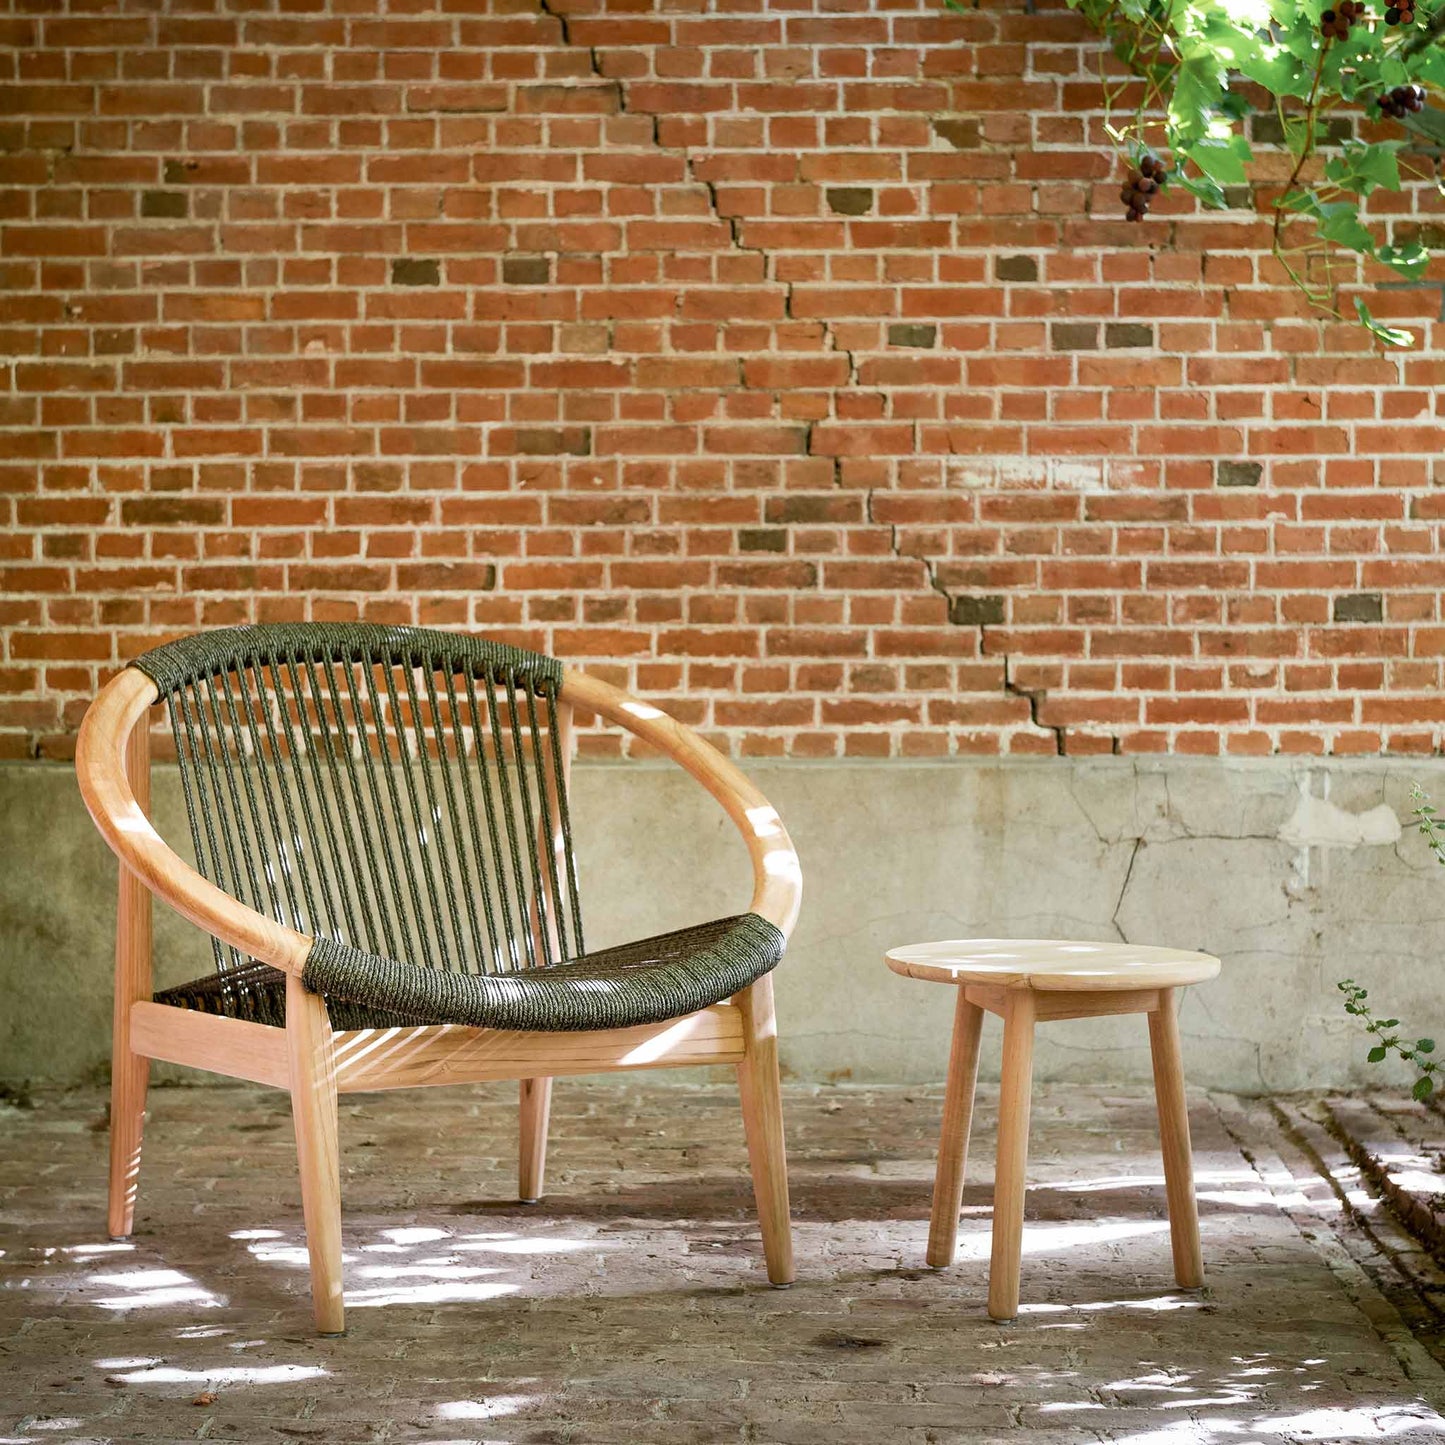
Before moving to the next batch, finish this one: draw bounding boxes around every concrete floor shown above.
[2,1081,1443,1444]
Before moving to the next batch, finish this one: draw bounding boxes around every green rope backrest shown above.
[131,624,585,993]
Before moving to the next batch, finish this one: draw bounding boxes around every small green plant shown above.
[1337,783,1441,1102]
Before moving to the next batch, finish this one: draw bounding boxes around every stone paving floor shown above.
[2,1081,1444,1443]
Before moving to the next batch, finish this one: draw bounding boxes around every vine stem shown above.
[1272,39,1332,260]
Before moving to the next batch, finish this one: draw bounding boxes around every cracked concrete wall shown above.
[4,757,1443,1090]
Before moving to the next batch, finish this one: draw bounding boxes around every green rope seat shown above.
[156,914,785,1032]
[133,624,784,1032]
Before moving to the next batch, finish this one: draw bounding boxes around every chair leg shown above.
[286,974,344,1335]
[988,988,1036,1322]
[735,974,795,1286]
[1149,987,1205,1289]
[108,1047,150,1241]
[108,719,152,1241]
[927,991,984,1268]
[519,1076,552,1204]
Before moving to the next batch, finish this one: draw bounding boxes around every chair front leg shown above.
[108,721,153,1240]
[519,1076,552,1203]
[286,974,344,1335]
[735,974,795,1286]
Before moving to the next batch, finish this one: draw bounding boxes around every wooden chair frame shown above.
[77,664,802,1334]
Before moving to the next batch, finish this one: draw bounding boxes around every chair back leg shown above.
[735,974,795,1286]
[517,700,572,1205]
[286,974,345,1335]
[519,1077,552,1203]
[108,718,153,1240]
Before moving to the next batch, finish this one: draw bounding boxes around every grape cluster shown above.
[1319,0,1365,39]
[1384,1,1415,21]
[1378,83,1426,118]
[1120,154,1166,222]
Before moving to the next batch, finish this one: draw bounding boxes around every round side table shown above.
[886,938,1221,1322]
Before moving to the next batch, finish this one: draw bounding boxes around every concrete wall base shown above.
[4,757,1440,1091]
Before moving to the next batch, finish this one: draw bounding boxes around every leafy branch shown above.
[1337,979,1437,1100]
[1058,0,1445,346]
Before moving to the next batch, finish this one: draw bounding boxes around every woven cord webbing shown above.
[138,625,579,1020]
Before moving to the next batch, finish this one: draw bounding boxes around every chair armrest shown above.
[559,669,804,941]
[76,666,313,977]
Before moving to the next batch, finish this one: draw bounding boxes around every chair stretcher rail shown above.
[130,1000,746,1093]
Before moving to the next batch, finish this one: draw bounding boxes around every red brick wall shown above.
[4,0,1444,761]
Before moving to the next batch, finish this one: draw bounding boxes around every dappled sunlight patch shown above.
[949,1218,1172,1261]
[1019,1293,1208,1317]
[241,1236,314,1268]
[1110,1401,1445,1442]
[455,1233,592,1256]
[381,1226,450,1245]
[348,1279,520,1308]
[217,1219,606,1314]
[89,1267,222,1312]
[102,1361,327,1387]
[437,1397,528,1420]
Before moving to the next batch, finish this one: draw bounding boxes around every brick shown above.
[888,323,936,348]
[995,255,1038,283]
[139,190,187,218]
[1333,593,1384,624]
[1105,323,1153,349]
[1217,461,1263,488]
[390,257,440,286]
[825,187,873,216]
[949,595,1006,627]
[1050,323,1098,351]
[502,254,552,285]
[931,116,981,148]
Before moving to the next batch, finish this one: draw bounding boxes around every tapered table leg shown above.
[926,990,985,1268]
[988,988,1036,1322]
[1149,988,1204,1288]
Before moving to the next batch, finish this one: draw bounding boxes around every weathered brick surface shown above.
[2,1082,1444,1441]
[3,0,1445,762]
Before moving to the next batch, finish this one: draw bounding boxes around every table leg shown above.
[1149,987,1204,1288]
[988,987,1036,1322]
[926,990,985,1268]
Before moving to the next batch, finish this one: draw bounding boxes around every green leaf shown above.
[1418,1039,1436,1053]
[1377,243,1429,281]
[1315,203,1377,254]
[1173,168,1230,210]
[1412,1075,1434,1102]
[1169,59,1224,144]
[1191,133,1253,185]
[1238,47,1313,98]
[1354,298,1417,349]
[1367,1045,1388,1062]
[1326,139,1405,196]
